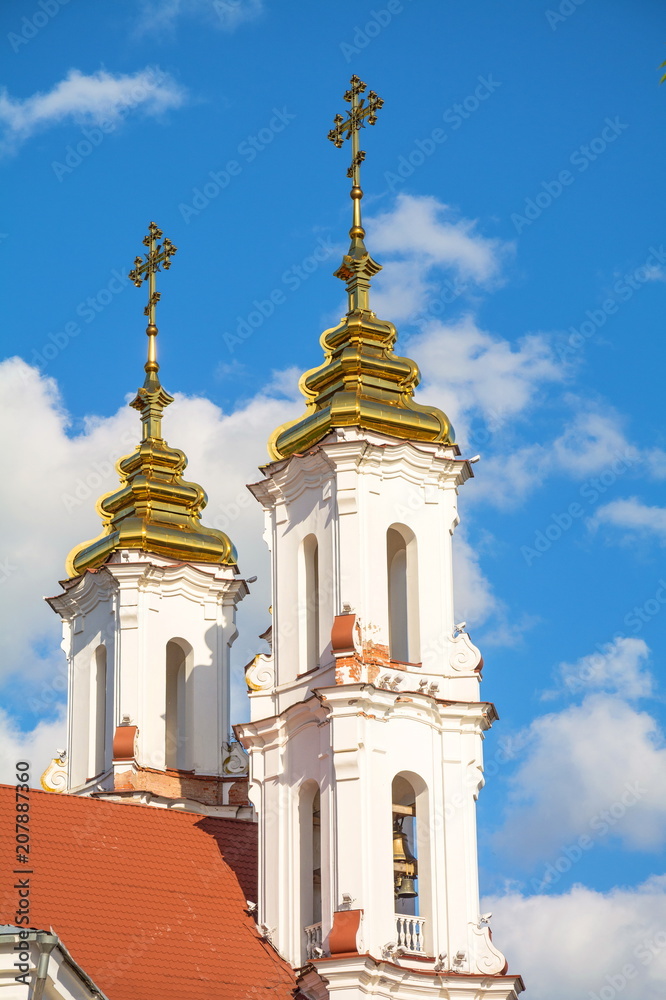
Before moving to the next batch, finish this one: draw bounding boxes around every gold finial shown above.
[64,223,237,577]
[328,76,384,312]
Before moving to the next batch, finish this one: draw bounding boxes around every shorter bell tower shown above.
[237,78,524,1000]
[47,223,249,814]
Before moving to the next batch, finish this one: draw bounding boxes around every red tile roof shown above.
[0,785,296,1000]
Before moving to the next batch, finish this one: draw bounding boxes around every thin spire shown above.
[328,76,384,312]
[128,221,178,439]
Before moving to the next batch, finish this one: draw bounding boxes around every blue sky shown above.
[1,2,666,996]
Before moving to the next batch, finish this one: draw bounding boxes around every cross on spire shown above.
[328,75,384,189]
[129,221,177,322]
[328,77,384,312]
[128,222,177,440]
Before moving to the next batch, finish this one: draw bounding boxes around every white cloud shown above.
[452,531,499,626]
[551,404,640,476]
[0,705,66,787]
[485,877,666,1000]
[135,0,263,33]
[493,692,666,866]
[409,314,563,446]
[552,637,653,700]
[592,497,666,545]
[366,196,512,324]
[371,193,509,286]
[467,444,551,509]
[0,68,186,154]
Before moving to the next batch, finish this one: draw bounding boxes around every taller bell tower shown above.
[47,224,249,814]
[237,79,524,999]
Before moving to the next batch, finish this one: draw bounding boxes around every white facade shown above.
[47,551,247,801]
[238,428,523,999]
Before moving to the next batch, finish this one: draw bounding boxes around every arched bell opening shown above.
[392,774,419,915]
[299,780,322,962]
[392,772,431,954]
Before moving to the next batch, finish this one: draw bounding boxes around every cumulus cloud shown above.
[0,68,186,154]
[408,315,563,450]
[592,497,666,545]
[365,195,512,325]
[372,193,509,286]
[550,404,640,476]
[452,531,500,626]
[485,877,666,1000]
[493,692,666,866]
[551,637,653,700]
[0,705,66,787]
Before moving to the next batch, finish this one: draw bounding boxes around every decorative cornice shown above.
[237,685,497,756]
[47,555,248,620]
[298,952,525,1000]
[250,433,470,512]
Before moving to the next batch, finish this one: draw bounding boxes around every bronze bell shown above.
[393,826,417,867]
[393,820,418,898]
[396,876,418,899]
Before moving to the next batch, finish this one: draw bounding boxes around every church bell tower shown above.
[237,78,524,999]
[46,223,249,814]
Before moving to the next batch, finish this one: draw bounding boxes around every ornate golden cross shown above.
[329,77,384,312]
[128,221,177,327]
[328,75,383,187]
[128,222,177,397]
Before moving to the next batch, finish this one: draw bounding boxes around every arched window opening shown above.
[392,775,418,916]
[165,639,192,770]
[89,645,107,779]
[387,525,420,663]
[300,534,320,673]
[300,781,322,961]
[391,772,430,955]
